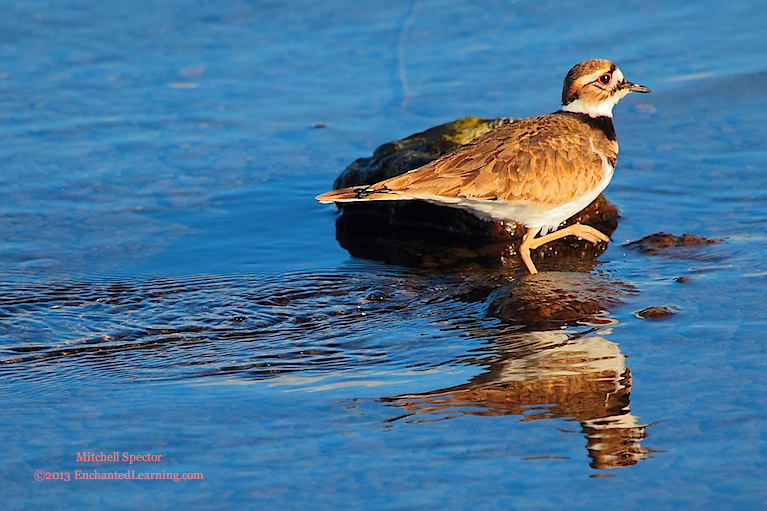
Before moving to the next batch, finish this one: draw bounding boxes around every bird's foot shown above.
[528,223,609,250]
[565,224,610,245]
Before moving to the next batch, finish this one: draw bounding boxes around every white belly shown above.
[419,155,615,232]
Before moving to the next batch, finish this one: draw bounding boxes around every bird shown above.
[316,59,650,274]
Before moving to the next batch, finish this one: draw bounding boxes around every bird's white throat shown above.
[561,89,630,118]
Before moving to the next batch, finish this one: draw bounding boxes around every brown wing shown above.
[377,114,609,207]
[316,113,615,206]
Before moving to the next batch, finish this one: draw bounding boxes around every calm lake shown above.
[2,0,767,509]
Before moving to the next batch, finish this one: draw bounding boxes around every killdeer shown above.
[316,59,650,274]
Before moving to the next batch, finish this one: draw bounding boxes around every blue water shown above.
[2,0,767,509]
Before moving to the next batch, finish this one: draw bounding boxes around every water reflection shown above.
[382,327,654,469]
[1,269,656,469]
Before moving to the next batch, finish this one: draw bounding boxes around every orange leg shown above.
[518,227,542,274]
[518,224,610,274]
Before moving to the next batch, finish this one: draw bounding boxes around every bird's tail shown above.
[315,184,402,204]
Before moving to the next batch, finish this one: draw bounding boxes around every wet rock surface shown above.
[331,117,620,271]
[487,272,634,328]
[625,233,720,255]
[635,306,679,319]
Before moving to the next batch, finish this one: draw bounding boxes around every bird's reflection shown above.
[381,326,655,469]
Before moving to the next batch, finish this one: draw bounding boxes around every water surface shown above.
[2,0,767,509]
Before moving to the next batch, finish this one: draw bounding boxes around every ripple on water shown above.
[1,268,657,470]
[0,270,520,388]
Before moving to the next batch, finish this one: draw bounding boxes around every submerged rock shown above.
[625,233,720,255]
[635,305,679,319]
[330,117,620,271]
[486,272,633,328]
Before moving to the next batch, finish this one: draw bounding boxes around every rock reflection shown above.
[382,328,653,469]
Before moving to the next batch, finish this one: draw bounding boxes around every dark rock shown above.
[486,272,634,328]
[330,116,621,271]
[635,306,679,319]
[625,233,719,255]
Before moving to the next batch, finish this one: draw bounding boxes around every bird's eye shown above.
[598,73,612,85]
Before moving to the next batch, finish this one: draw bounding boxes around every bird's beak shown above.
[622,81,651,93]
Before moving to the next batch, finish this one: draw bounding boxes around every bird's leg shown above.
[528,223,610,250]
[517,224,609,274]
[518,227,542,274]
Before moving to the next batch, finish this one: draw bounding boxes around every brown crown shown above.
[561,59,616,105]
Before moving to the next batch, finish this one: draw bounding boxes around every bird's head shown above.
[561,59,650,118]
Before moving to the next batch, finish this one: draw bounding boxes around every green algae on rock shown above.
[333,117,516,190]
